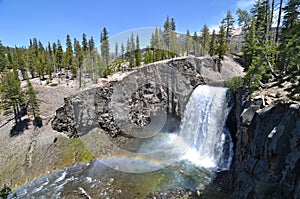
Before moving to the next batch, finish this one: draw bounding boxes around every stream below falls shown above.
[10,85,234,198]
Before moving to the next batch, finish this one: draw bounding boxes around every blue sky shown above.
[0,0,254,48]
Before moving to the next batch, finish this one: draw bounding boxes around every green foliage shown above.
[226,76,245,93]
[224,10,235,45]
[144,47,153,64]
[81,33,88,55]
[236,8,251,30]
[100,27,110,67]
[65,34,73,78]
[102,66,113,78]
[0,184,11,199]
[163,16,171,56]
[185,30,192,55]
[192,31,200,55]
[0,41,7,72]
[120,43,125,61]
[200,24,210,54]
[55,40,64,72]
[209,30,217,56]
[13,47,26,80]
[135,35,142,66]
[277,0,300,73]
[151,27,161,61]
[46,42,54,80]
[0,68,24,124]
[25,78,40,121]
[170,31,179,56]
[218,20,227,60]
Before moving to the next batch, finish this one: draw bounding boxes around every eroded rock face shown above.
[225,93,300,199]
[51,56,228,138]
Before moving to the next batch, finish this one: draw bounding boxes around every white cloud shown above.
[237,0,255,9]
[208,25,220,34]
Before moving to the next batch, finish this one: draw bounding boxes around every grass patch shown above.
[61,137,95,167]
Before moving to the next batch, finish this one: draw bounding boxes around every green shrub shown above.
[0,184,11,199]
[226,76,245,93]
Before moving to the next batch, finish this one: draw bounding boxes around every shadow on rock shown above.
[10,119,30,137]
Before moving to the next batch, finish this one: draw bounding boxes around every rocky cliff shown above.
[223,88,300,199]
[51,56,243,138]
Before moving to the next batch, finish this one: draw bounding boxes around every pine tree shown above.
[163,16,171,57]
[170,32,179,57]
[243,0,275,80]
[200,24,210,54]
[244,18,272,88]
[25,78,40,125]
[243,19,257,69]
[36,42,47,80]
[126,36,135,68]
[130,33,136,66]
[151,28,161,61]
[27,40,37,78]
[121,43,125,62]
[277,0,300,72]
[169,17,178,57]
[0,69,24,124]
[82,33,88,55]
[135,35,142,66]
[0,41,7,72]
[115,42,119,59]
[144,46,153,64]
[46,42,54,80]
[209,29,217,56]
[0,184,11,199]
[251,0,271,43]
[6,48,13,69]
[275,0,284,45]
[55,40,64,74]
[100,27,110,68]
[218,20,227,60]
[65,34,74,78]
[14,47,26,80]
[224,10,235,45]
[74,39,84,87]
[185,30,192,56]
[171,18,176,31]
[192,32,200,56]
[52,42,57,73]
[236,8,251,31]
[88,36,96,80]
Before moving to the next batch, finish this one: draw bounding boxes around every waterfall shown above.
[179,85,233,170]
[9,85,234,198]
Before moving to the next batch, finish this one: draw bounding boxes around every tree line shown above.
[0,0,299,126]
[234,0,299,99]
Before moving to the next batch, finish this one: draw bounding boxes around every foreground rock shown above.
[222,87,300,198]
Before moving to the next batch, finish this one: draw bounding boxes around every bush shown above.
[0,184,11,199]
[226,76,245,94]
[102,67,113,78]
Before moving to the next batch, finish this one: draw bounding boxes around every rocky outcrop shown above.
[224,89,300,199]
[52,56,242,138]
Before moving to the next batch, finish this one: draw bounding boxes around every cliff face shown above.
[52,56,242,138]
[225,90,300,199]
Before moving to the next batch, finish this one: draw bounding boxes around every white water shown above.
[179,85,233,170]
[10,85,234,198]
[108,85,233,172]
